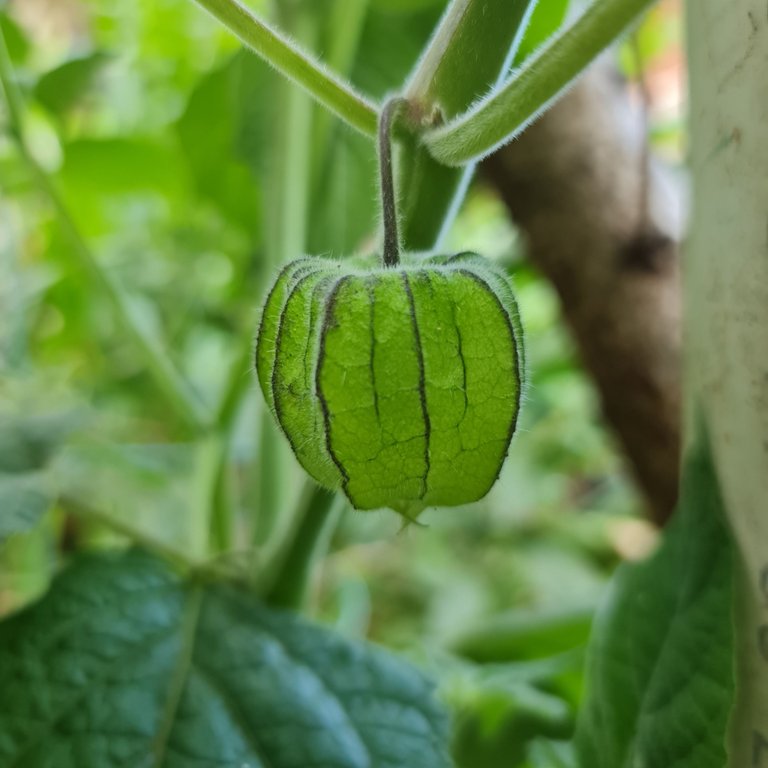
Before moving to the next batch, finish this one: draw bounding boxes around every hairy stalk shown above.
[396,0,537,250]
[0,28,210,433]
[261,485,341,610]
[425,0,657,166]
[191,0,378,136]
[379,98,406,268]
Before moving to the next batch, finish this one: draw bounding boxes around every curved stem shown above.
[424,0,657,166]
[261,486,341,610]
[191,0,378,137]
[379,97,406,268]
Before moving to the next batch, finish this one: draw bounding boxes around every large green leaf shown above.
[575,426,734,768]
[0,549,452,767]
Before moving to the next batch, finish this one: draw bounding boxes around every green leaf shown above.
[514,0,570,64]
[371,0,445,11]
[0,11,29,65]
[0,411,78,474]
[575,426,735,768]
[176,52,262,231]
[191,0,378,137]
[0,549,452,768]
[0,411,77,541]
[527,739,576,768]
[451,604,594,664]
[33,52,110,117]
[0,473,51,541]
[59,137,187,202]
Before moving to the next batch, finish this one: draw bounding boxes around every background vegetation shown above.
[0,1,686,765]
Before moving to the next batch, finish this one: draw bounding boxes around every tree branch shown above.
[485,60,683,523]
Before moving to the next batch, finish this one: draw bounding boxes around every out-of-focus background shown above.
[0,0,684,764]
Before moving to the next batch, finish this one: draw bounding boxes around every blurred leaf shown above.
[0,410,78,542]
[177,52,262,231]
[59,137,186,201]
[0,549,453,768]
[527,738,576,768]
[33,52,110,117]
[0,473,51,541]
[370,0,446,12]
[351,5,442,98]
[452,604,595,664]
[56,136,189,237]
[59,439,212,558]
[0,11,29,64]
[618,3,681,77]
[0,411,78,473]
[452,683,572,768]
[515,0,570,64]
[575,426,734,768]
[307,127,377,256]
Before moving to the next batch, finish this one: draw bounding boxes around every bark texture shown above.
[484,60,683,524]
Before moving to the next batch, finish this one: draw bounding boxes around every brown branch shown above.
[485,59,682,524]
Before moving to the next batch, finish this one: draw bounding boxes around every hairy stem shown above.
[425,0,657,166]
[191,0,378,137]
[262,486,341,610]
[397,0,537,250]
[379,97,406,268]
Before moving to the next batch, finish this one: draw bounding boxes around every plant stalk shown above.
[397,0,537,250]
[424,0,657,166]
[379,97,405,268]
[191,0,378,137]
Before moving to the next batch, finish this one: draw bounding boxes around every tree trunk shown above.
[686,2,768,760]
[485,59,683,525]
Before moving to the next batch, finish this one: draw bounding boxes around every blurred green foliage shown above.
[0,0,678,765]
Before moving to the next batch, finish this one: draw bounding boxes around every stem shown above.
[63,496,244,581]
[251,7,315,566]
[61,496,199,571]
[0,29,210,433]
[262,486,341,610]
[379,97,405,268]
[396,0,537,250]
[252,481,340,600]
[424,0,657,166]
[405,0,537,116]
[207,337,255,553]
[191,0,378,137]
